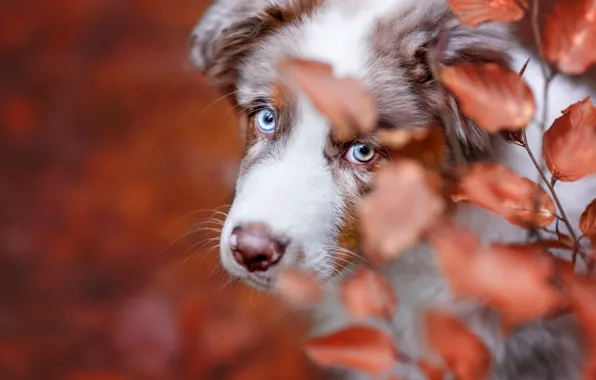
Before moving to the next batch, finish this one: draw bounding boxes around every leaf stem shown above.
[520,130,586,263]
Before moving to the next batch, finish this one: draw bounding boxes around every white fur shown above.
[297,0,418,76]
[220,95,344,284]
[221,0,423,284]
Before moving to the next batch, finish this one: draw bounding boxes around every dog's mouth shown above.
[244,272,274,291]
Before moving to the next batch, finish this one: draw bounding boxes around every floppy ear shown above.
[439,21,514,159]
[190,0,271,87]
[190,0,316,88]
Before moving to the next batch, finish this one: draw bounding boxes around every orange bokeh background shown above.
[0,1,320,379]
[2,0,593,379]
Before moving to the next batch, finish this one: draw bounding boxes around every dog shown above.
[190,0,596,378]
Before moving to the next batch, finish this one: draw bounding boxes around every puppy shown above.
[190,0,596,378]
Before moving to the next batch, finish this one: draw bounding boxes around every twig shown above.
[521,0,583,263]
[520,130,587,263]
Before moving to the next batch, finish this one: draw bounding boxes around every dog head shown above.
[190,0,512,289]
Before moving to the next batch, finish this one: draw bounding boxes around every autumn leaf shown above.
[376,126,446,168]
[418,361,445,380]
[427,220,481,296]
[277,58,378,141]
[441,64,535,133]
[470,244,571,327]
[580,199,596,247]
[542,97,596,182]
[447,0,527,27]
[275,268,324,309]
[568,278,596,380]
[429,224,571,327]
[340,266,397,320]
[304,326,398,374]
[425,310,490,380]
[453,163,556,228]
[359,160,446,263]
[542,0,596,75]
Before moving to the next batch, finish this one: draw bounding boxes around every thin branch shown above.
[520,129,587,263]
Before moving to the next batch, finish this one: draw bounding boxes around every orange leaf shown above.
[427,220,481,295]
[425,310,490,380]
[418,360,445,380]
[580,199,596,247]
[470,244,571,327]
[441,64,536,133]
[277,58,378,141]
[429,224,571,327]
[568,278,596,380]
[376,126,446,168]
[359,160,446,263]
[340,266,398,320]
[275,268,323,309]
[542,0,596,75]
[453,163,556,228]
[304,326,398,374]
[542,97,596,182]
[447,0,527,27]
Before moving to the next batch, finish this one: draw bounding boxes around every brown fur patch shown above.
[203,0,323,87]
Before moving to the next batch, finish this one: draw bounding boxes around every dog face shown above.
[191,0,512,289]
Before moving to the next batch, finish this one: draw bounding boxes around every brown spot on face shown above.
[330,143,384,270]
[201,0,325,88]
[336,199,359,257]
[238,82,297,175]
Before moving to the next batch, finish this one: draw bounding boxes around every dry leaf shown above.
[425,310,490,380]
[580,199,596,248]
[340,266,397,320]
[453,163,556,228]
[568,278,596,380]
[304,326,398,374]
[427,220,481,296]
[470,244,571,327]
[359,160,445,263]
[277,58,378,141]
[418,360,445,380]
[376,126,446,168]
[429,224,571,327]
[275,268,323,309]
[542,97,596,182]
[542,0,596,75]
[441,64,535,133]
[447,0,527,27]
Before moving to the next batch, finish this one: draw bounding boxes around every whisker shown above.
[323,244,377,269]
[201,90,240,114]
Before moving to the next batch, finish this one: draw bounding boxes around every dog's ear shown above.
[190,0,271,87]
[439,22,513,159]
[190,0,316,88]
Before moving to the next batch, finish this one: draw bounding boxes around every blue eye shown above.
[345,143,376,164]
[255,108,276,134]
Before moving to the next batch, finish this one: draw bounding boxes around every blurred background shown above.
[0,0,593,379]
[0,0,320,379]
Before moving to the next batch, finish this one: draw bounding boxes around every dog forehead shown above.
[235,0,441,131]
[236,0,416,103]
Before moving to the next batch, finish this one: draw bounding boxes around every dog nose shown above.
[229,223,286,272]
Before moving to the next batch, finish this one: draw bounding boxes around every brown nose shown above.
[229,223,286,272]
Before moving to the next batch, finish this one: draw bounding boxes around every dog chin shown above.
[242,273,274,291]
